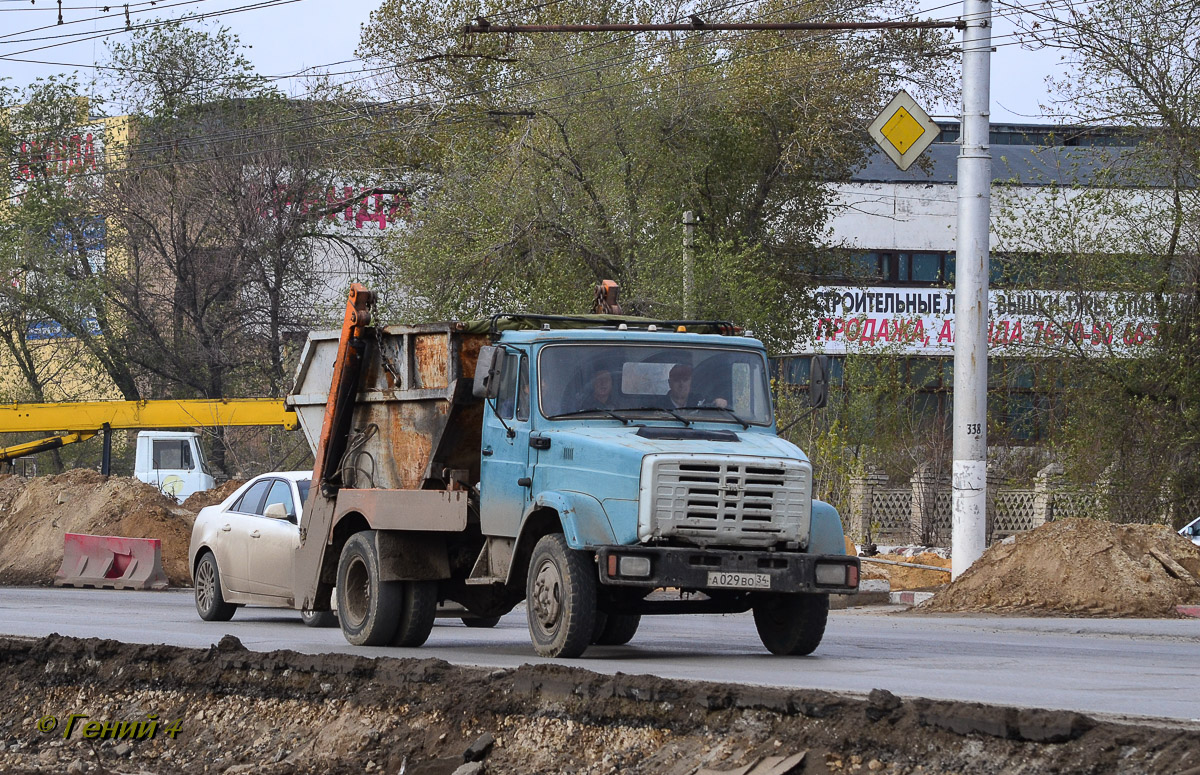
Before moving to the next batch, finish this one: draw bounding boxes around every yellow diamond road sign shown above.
[868,90,938,171]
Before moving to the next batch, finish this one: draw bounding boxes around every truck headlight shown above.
[607,554,652,578]
[815,562,856,587]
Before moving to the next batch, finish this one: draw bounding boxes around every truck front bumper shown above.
[595,545,859,595]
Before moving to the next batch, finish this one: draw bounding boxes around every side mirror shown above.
[473,345,503,399]
[808,354,830,409]
[264,502,289,520]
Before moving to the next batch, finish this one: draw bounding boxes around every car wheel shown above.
[752,593,829,656]
[301,609,338,628]
[336,531,403,646]
[194,551,236,622]
[526,533,597,658]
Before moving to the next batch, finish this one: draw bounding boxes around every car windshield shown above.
[539,343,773,426]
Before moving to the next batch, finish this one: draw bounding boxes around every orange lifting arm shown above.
[311,282,374,497]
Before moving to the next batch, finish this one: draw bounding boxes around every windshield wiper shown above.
[618,406,691,427]
[547,407,631,425]
[675,405,751,429]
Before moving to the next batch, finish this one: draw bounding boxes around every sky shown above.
[0,0,1068,124]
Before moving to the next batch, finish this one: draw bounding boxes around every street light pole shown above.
[683,210,696,317]
[951,0,992,578]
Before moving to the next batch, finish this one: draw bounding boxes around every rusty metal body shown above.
[289,301,490,611]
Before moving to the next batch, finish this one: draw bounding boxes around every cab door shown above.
[479,351,531,538]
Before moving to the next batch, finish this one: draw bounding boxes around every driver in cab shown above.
[665,364,727,409]
[578,367,618,412]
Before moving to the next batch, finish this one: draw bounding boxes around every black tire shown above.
[391,580,437,647]
[336,531,403,646]
[752,593,829,656]
[194,551,236,622]
[301,609,338,628]
[592,612,641,646]
[526,533,597,658]
[462,616,502,628]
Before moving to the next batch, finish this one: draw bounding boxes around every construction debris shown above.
[860,551,951,591]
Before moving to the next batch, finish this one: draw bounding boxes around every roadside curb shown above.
[890,591,935,606]
[831,579,890,609]
[1176,605,1200,618]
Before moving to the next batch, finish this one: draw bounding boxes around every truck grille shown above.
[642,456,811,547]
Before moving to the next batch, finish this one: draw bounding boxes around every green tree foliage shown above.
[95,20,368,472]
[2,20,358,475]
[358,0,953,349]
[0,76,140,403]
[1003,0,1200,518]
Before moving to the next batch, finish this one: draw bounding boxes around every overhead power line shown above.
[465,18,965,33]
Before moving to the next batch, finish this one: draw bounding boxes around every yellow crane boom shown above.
[0,399,298,467]
[0,399,298,433]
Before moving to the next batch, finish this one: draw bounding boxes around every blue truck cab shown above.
[473,324,859,657]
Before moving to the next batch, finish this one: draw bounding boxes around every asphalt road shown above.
[2,587,1198,723]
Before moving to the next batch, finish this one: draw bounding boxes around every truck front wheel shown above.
[526,534,597,658]
[337,531,403,646]
[752,593,829,656]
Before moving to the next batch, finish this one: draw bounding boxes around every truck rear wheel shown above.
[337,531,403,646]
[526,534,597,658]
[591,612,641,645]
[752,593,829,656]
[392,580,437,647]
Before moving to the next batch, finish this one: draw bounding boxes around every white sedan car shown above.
[188,471,336,627]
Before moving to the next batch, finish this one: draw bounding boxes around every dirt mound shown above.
[862,552,951,590]
[180,479,245,511]
[2,634,1197,775]
[0,472,196,588]
[922,518,1200,617]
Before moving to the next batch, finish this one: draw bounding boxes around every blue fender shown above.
[809,499,847,555]
[525,490,618,550]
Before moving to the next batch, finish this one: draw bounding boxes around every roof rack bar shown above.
[486,313,739,339]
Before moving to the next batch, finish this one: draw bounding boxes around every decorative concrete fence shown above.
[843,463,1193,546]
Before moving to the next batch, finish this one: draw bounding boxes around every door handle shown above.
[482,446,493,456]
[517,477,532,487]
[221,524,231,532]
[250,530,261,539]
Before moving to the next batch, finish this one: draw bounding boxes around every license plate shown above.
[707,571,771,590]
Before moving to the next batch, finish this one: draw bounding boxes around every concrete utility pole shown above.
[951,0,992,578]
[683,210,696,317]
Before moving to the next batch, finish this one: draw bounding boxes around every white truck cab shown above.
[134,431,214,502]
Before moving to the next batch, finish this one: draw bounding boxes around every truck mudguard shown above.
[809,499,847,555]
[527,490,618,549]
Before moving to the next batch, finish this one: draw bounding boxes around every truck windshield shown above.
[539,344,774,426]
